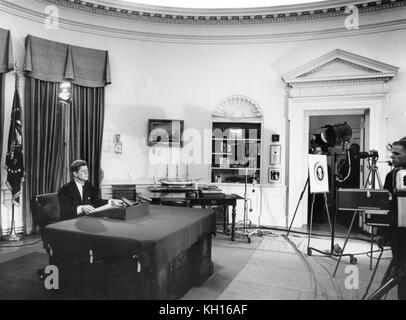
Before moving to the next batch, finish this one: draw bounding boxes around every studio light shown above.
[58,81,72,104]
[320,122,352,147]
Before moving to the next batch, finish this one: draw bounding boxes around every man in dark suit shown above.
[377,140,406,299]
[58,159,123,220]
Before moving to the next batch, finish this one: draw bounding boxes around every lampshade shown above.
[320,123,352,147]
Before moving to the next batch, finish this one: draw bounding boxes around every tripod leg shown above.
[323,193,333,235]
[332,211,357,277]
[381,258,395,286]
[370,227,374,270]
[287,178,309,236]
[307,193,315,255]
[362,248,384,300]
[376,169,383,189]
[364,169,372,189]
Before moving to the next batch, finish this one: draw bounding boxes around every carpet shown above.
[0,252,50,300]
[0,234,262,300]
[181,232,263,299]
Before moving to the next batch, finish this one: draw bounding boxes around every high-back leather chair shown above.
[31,193,60,277]
[31,193,60,239]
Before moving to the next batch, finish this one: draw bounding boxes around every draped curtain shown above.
[0,73,4,172]
[0,28,14,187]
[24,79,65,194]
[0,28,14,235]
[70,85,105,191]
[23,35,110,234]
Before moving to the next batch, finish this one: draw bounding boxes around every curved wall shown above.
[0,0,405,229]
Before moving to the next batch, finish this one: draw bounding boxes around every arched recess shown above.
[210,95,264,226]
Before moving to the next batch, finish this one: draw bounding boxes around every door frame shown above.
[287,95,388,228]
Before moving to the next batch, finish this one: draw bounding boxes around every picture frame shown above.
[270,144,281,165]
[268,168,282,184]
[147,119,184,147]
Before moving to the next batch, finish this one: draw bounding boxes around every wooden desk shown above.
[142,192,244,241]
[43,205,216,299]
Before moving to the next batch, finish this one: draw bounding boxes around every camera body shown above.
[395,169,406,227]
[358,150,379,159]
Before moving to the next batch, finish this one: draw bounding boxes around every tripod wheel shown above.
[257,230,263,237]
[307,248,312,256]
[248,237,251,244]
[350,256,357,265]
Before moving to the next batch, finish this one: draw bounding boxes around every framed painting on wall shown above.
[147,119,184,147]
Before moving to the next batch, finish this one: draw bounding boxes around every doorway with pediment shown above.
[282,49,398,231]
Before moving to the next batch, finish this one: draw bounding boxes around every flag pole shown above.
[3,62,22,241]
[4,204,21,241]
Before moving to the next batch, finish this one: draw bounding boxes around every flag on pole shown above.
[5,87,24,206]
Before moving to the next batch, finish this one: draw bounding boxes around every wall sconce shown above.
[58,81,72,105]
[114,133,123,154]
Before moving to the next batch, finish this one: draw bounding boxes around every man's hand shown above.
[110,199,124,207]
[81,205,96,214]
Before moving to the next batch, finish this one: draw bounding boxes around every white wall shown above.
[1,1,405,232]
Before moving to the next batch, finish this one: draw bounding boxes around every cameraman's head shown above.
[390,140,406,168]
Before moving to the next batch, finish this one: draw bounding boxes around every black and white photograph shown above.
[268,168,281,183]
[0,0,406,308]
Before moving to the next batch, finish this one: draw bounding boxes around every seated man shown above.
[58,159,123,220]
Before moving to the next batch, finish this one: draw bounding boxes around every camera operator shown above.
[376,139,406,300]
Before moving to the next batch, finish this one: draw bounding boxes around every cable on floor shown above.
[260,225,374,243]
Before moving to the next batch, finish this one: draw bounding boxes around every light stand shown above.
[287,177,309,236]
[237,168,261,243]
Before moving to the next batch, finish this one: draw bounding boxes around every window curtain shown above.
[0,28,14,186]
[70,84,105,191]
[0,28,14,235]
[23,35,110,233]
[0,73,4,173]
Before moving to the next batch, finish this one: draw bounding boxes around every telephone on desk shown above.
[121,197,139,207]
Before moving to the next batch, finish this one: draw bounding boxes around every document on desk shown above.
[93,203,114,213]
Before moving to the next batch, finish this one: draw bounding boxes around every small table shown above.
[143,192,244,241]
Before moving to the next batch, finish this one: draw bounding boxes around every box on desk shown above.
[90,203,150,220]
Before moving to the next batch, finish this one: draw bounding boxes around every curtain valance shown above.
[24,35,111,87]
[0,28,13,74]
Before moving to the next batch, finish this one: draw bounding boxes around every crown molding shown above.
[44,0,406,25]
[1,0,406,43]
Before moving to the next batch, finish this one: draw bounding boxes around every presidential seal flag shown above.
[5,87,24,206]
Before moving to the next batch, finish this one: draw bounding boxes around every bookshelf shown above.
[211,122,261,184]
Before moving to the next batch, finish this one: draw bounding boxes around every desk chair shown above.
[31,193,61,279]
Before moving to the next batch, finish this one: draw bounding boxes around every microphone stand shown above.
[239,168,260,243]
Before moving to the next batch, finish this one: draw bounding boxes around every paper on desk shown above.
[93,203,114,213]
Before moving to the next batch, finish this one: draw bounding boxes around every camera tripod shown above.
[332,155,383,277]
[365,257,406,300]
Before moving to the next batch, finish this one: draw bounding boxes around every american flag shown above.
[5,88,24,206]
